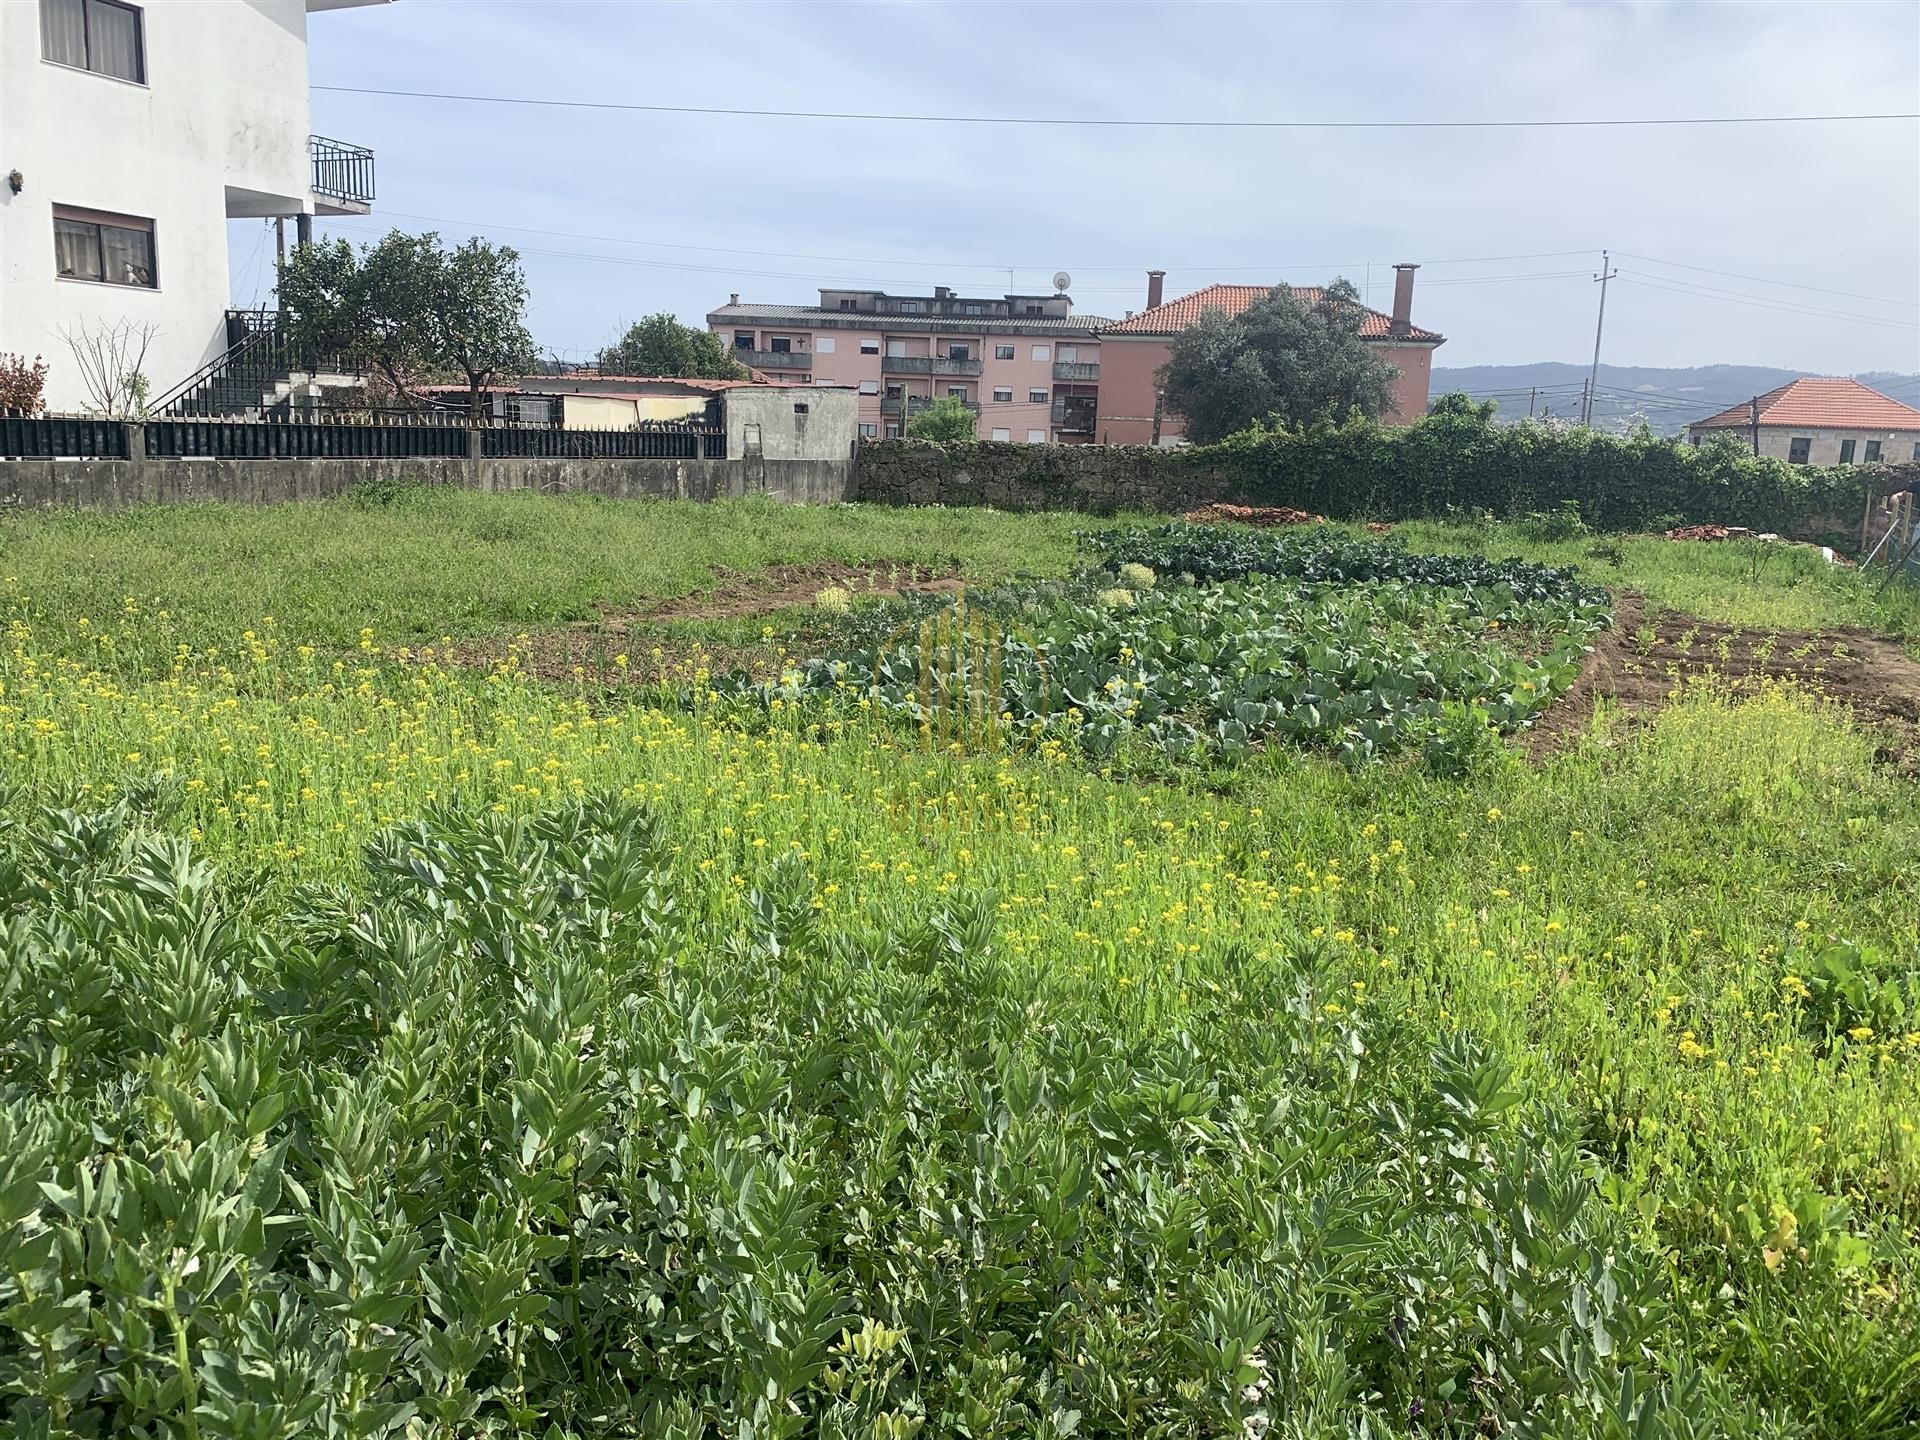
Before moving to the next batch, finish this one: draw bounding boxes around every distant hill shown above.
[1430,363,1920,434]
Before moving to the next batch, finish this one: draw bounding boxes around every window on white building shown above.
[41,0,145,84]
[995,344,1015,360]
[993,387,1013,402]
[1864,440,1882,462]
[1788,437,1811,464]
[1028,389,1048,404]
[990,427,1012,441]
[1838,439,1856,465]
[858,380,879,395]
[815,337,835,353]
[53,205,155,286]
[1031,345,1050,362]
[1026,430,1045,444]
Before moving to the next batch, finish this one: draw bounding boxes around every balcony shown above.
[1053,360,1100,382]
[881,355,983,377]
[310,135,376,215]
[1051,398,1097,433]
[739,350,813,371]
[881,395,979,415]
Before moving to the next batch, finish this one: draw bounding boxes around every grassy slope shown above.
[5,494,1915,661]
[0,493,1092,653]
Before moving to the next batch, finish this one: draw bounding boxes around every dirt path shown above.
[1527,591,1920,763]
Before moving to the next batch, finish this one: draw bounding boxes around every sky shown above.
[233,0,1920,374]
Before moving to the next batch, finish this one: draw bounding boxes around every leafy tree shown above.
[596,314,747,379]
[279,231,535,419]
[1157,280,1400,443]
[906,395,979,442]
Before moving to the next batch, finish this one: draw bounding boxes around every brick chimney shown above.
[1146,270,1166,309]
[1389,264,1418,337]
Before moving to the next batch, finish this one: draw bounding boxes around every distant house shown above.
[1094,267,1446,445]
[1687,378,1920,465]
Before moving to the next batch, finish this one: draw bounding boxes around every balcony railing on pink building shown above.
[880,356,983,378]
[739,350,812,370]
[1052,361,1099,382]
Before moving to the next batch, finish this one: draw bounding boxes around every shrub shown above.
[0,352,49,415]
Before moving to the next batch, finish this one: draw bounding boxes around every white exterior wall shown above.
[724,386,859,462]
[1690,426,1920,466]
[0,1,345,413]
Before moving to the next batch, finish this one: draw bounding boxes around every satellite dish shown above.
[1052,271,1072,293]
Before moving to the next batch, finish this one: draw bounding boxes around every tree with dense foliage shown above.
[279,231,535,419]
[1157,280,1400,443]
[905,395,979,442]
[596,314,747,379]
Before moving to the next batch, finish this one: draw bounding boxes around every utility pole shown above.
[1582,249,1618,425]
[1748,397,1760,456]
[1528,387,1537,418]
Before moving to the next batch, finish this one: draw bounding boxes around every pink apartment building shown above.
[708,286,1110,443]
[1096,266,1446,445]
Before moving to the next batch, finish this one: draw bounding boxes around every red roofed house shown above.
[1095,266,1446,446]
[1686,378,1920,466]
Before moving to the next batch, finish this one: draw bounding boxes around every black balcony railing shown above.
[310,135,376,206]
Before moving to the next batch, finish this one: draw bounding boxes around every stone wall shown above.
[0,454,850,510]
[851,439,1248,514]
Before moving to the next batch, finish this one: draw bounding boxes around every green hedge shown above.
[1197,398,1874,538]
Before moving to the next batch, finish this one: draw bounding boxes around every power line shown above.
[318,218,1591,300]
[313,85,1919,130]
[1613,275,1920,331]
[1613,251,1918,310]
[362,208,1598,283]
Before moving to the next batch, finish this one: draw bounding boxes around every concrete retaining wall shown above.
[0,455,850,510]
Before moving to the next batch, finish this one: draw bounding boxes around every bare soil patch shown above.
[1183,503,1328,527]
[452,561,962,686]
[622,561,962,624]
[1527,591,1920,764]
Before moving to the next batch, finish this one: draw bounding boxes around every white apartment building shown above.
[0,0,390,414]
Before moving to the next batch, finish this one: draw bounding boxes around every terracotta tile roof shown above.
[1100,283,1444,342]
[1690,377,1920,433]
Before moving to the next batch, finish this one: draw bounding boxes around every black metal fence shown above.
[2,414,727,462]
[0,415,130,460]
[143,418,473,460]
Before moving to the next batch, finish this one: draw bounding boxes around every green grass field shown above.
[2,492,1917,1438]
